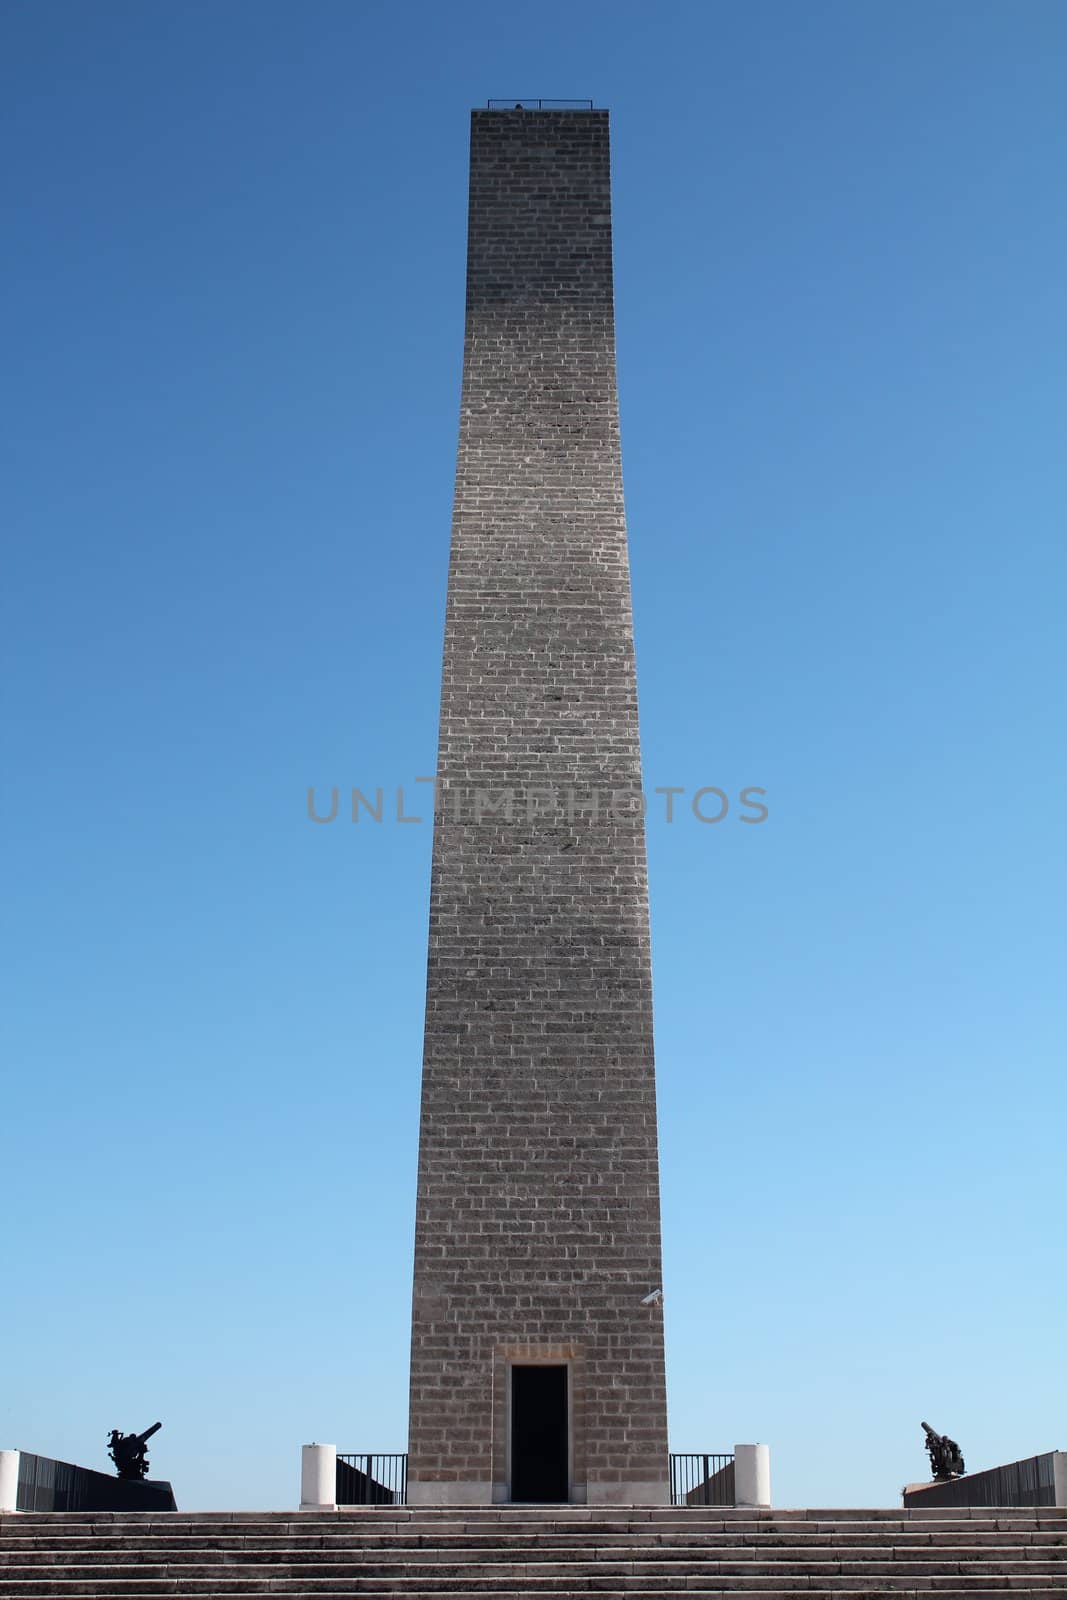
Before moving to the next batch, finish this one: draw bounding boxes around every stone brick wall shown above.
[407,108,669,1505]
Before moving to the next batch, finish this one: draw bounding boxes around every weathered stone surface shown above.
[2,1508,1066,1595]
[406,109,669,1503]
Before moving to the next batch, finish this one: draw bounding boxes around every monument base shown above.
[406,1479,670,1507]
[406,1480,493,1506]
[585,1481,671,1506]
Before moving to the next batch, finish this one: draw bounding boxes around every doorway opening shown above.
[510,1364,569,1502]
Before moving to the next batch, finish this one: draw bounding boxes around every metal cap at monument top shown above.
[407,108,669,1508]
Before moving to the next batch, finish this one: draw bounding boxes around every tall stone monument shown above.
[408,106,669,1506]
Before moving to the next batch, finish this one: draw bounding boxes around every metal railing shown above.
[335,1451,733,1507]
[486,100,595,111]
[669,1452,736,1507]
[336,1454,407,1506]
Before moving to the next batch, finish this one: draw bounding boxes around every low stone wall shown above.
[12,1451,176,1512]
[904,1451,1066,1508]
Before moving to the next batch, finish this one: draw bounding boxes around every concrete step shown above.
[0,1542,1058,1560]
[4,1516,1062,1529]
[6,1510,1067,1524]
[1,1557,1065,1576]
[5,1543,1065,1561]
[4,1521,1066,1536]
[2,1580,1067,1593]
[1,1576,1066,1595]
[1,1580,1066,1597]
[1,1548,1065,1568]
[3,1530,1066,1547]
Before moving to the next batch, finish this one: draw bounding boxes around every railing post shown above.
[300,1443,337,1511]
[734,1443,771,1507]
[0,1452,19,1514]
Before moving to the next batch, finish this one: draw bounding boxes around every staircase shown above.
[1,1505,1065,1597]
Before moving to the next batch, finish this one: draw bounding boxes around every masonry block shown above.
[407,108,669,1505]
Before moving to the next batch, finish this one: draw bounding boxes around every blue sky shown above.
[2,0,1064,1511]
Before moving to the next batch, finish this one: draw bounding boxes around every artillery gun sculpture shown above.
[922,1420,966,1480]
[107,1421,162,1481]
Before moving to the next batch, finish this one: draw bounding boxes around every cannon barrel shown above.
[135,1422,163,1445]
[921,1421,939,1438]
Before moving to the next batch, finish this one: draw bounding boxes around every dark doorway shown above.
[510,1364,569,1502]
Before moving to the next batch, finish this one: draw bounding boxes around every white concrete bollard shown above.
[0,1451,19,1514]
[734,1443,771,1507]
[300,1443,337,1510]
